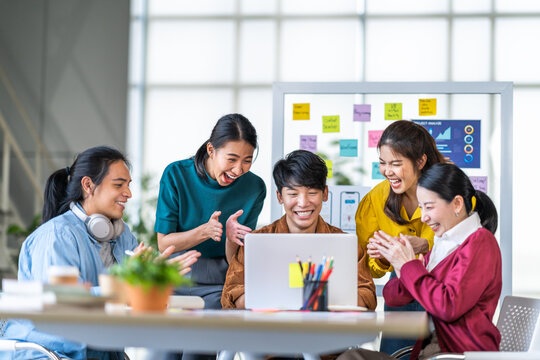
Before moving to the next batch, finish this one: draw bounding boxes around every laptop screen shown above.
[244,233,358,310]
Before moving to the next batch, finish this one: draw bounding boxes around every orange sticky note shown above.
[419,99,436,116]
[293,103,310,120]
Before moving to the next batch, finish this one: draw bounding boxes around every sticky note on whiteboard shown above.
[293,103,310,120]
[469,176,488,193]
[372,162,385,180]
[322,115,340,133]
[325,160,333,178]
[368,130,384,148]
[385,103,402,120]
[354,104,371,122]
[419,99,436,116]
[300,135,317,152]
[340,139,358,157]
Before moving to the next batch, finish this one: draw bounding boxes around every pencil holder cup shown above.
[301,280,328,311]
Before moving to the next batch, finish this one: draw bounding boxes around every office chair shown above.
[0,340,131,360]
[0,339,63,360]
[392,295,540,360]
[0,318,130,360]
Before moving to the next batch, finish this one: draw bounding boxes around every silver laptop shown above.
[244,233,358,310]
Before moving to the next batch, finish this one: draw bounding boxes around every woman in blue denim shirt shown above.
[2,146,199,360]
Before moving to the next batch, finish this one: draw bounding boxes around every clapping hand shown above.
[369,230,416,277]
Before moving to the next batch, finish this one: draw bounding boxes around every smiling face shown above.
[379,145,426,197]
[205,140,254,186]
[417,186,464,237]
[81,160,132,220]
[277,186,328,233]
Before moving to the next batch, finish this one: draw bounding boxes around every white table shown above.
[0,308,428,356]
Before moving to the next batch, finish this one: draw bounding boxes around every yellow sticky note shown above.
[419,98,436,116]
[325,160,333,178]
[322,115,340,133]
[293,103,310,120]
[289,263,304,288]
[385,103,402,120]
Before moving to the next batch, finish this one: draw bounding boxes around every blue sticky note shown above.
[340,139,358,157]
[372,162,385,180]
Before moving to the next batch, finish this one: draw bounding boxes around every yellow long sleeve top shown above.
[355,180,435,278]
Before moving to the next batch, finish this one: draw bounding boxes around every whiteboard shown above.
[271,82,513,299]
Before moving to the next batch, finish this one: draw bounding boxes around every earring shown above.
[455,212,459,217]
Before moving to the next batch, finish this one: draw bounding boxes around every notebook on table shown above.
[244,233,358,310]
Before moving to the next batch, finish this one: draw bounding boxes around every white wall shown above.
[0,0,130,222]
[131,1,540,298]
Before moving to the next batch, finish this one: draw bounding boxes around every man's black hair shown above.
[273,150,327,193]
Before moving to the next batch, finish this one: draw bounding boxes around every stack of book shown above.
[0,279,106,311]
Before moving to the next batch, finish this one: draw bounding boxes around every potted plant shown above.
[109,248,191,312]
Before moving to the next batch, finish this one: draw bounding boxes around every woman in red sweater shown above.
[339,163,501,360]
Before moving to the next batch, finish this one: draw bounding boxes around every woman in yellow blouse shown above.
[356,120,445,356]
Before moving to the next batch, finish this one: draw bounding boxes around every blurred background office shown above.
[0,0,539,299]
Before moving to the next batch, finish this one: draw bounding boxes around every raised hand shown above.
[225,209,252,247]
[204,211,223,242]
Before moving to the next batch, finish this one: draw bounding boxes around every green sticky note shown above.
[289,263,304,288]
[325,160,333,178]
[322,115,340,133]
[385,103,402,120]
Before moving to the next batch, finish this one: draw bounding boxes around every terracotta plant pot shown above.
[125,283,173,313]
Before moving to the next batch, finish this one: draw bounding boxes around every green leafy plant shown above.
[109,249,191,292]
[7,214,42,237]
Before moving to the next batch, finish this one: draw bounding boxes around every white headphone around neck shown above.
[70,202,124,242]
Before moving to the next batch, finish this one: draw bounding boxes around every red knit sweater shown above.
[383,228,502,359]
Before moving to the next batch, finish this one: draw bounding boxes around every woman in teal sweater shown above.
[155,113,266,309]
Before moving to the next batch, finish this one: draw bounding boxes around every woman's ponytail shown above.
[42,168,70,222]
[194,140,210,179]
[474,190,498,234]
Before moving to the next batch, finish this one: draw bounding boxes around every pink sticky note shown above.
[469,176,488,193]
[368,130,384,148]
[354,104,371,122]
[300,135,317,153]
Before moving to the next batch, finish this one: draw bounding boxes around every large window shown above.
[128,0,540,297]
